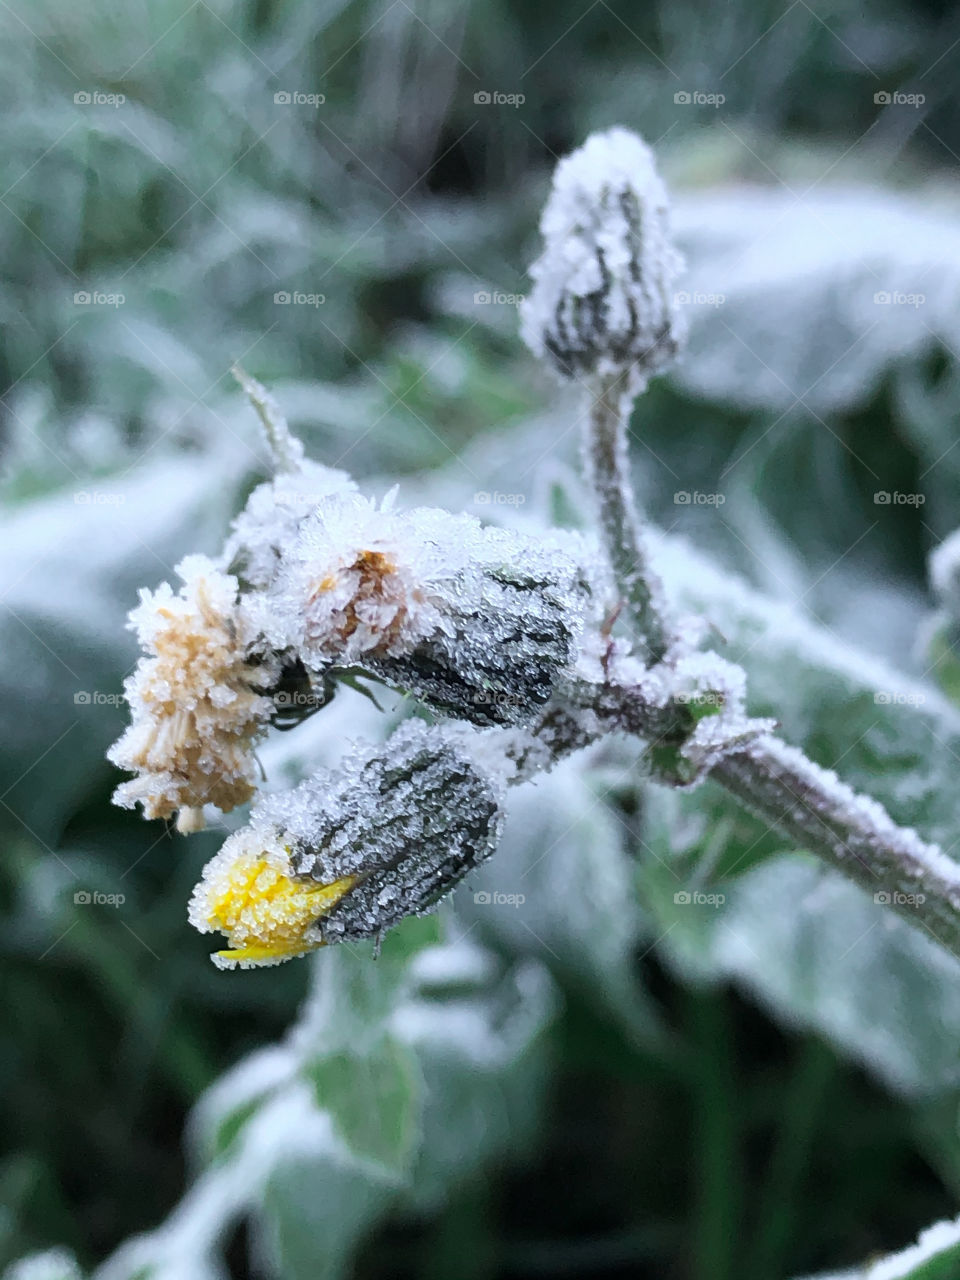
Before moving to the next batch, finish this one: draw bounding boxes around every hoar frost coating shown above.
[521,126,685,391]
[223,460,357,590]
[108,555,275,831]
[249,490,449,663]
[189,720,506,968]
[246,489,600,725]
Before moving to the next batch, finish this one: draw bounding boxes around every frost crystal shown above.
[615,649,777,787]
[248,491,596,726]
[520,127,685,391]
[108,555,276,830]
[223,460,357,590]
[249,490,450,663]
[189,720,506,968]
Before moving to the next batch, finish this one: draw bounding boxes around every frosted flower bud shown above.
[520,127,685,391]
[223,461,357,590]
[108,555,276,830]
[247,491,597,726]
[188,721,506,968]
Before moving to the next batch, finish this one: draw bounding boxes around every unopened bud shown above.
[521,127,685,391]
[249,493,599,727]
[370,551,595,726]
[189,721,505,968]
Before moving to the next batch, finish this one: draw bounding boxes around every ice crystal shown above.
[521,127,685,391]
[223,460,357,591]
[108,555,276,830]
[249,490,451,663]
[189,720,507,967]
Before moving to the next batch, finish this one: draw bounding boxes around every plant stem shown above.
[576,375,960,957]
[585,374,669,664]
[520,686,960,958]
[713,734,960,955]
[232,363,303,473]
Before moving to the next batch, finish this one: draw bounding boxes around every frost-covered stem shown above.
[713,735,960,955]
[586,372,669,664]
[520,682,960,953]
[232,364,304,473]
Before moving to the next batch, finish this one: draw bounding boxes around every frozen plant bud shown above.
[108,555,276,830]
[521,127,685,392]
[248,490,598,726]
[188,721,506,968]
[223,462,357,591]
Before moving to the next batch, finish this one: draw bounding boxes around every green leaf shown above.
[305,1037,421,1176]
[256,1154,391,1280]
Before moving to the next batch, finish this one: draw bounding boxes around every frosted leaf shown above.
[1,1250,82,1280]
[864,1214,960,1279]
[108,554,276,829]
[189,720,507,968]
[521,127,686,392]
[671,185,960,415]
